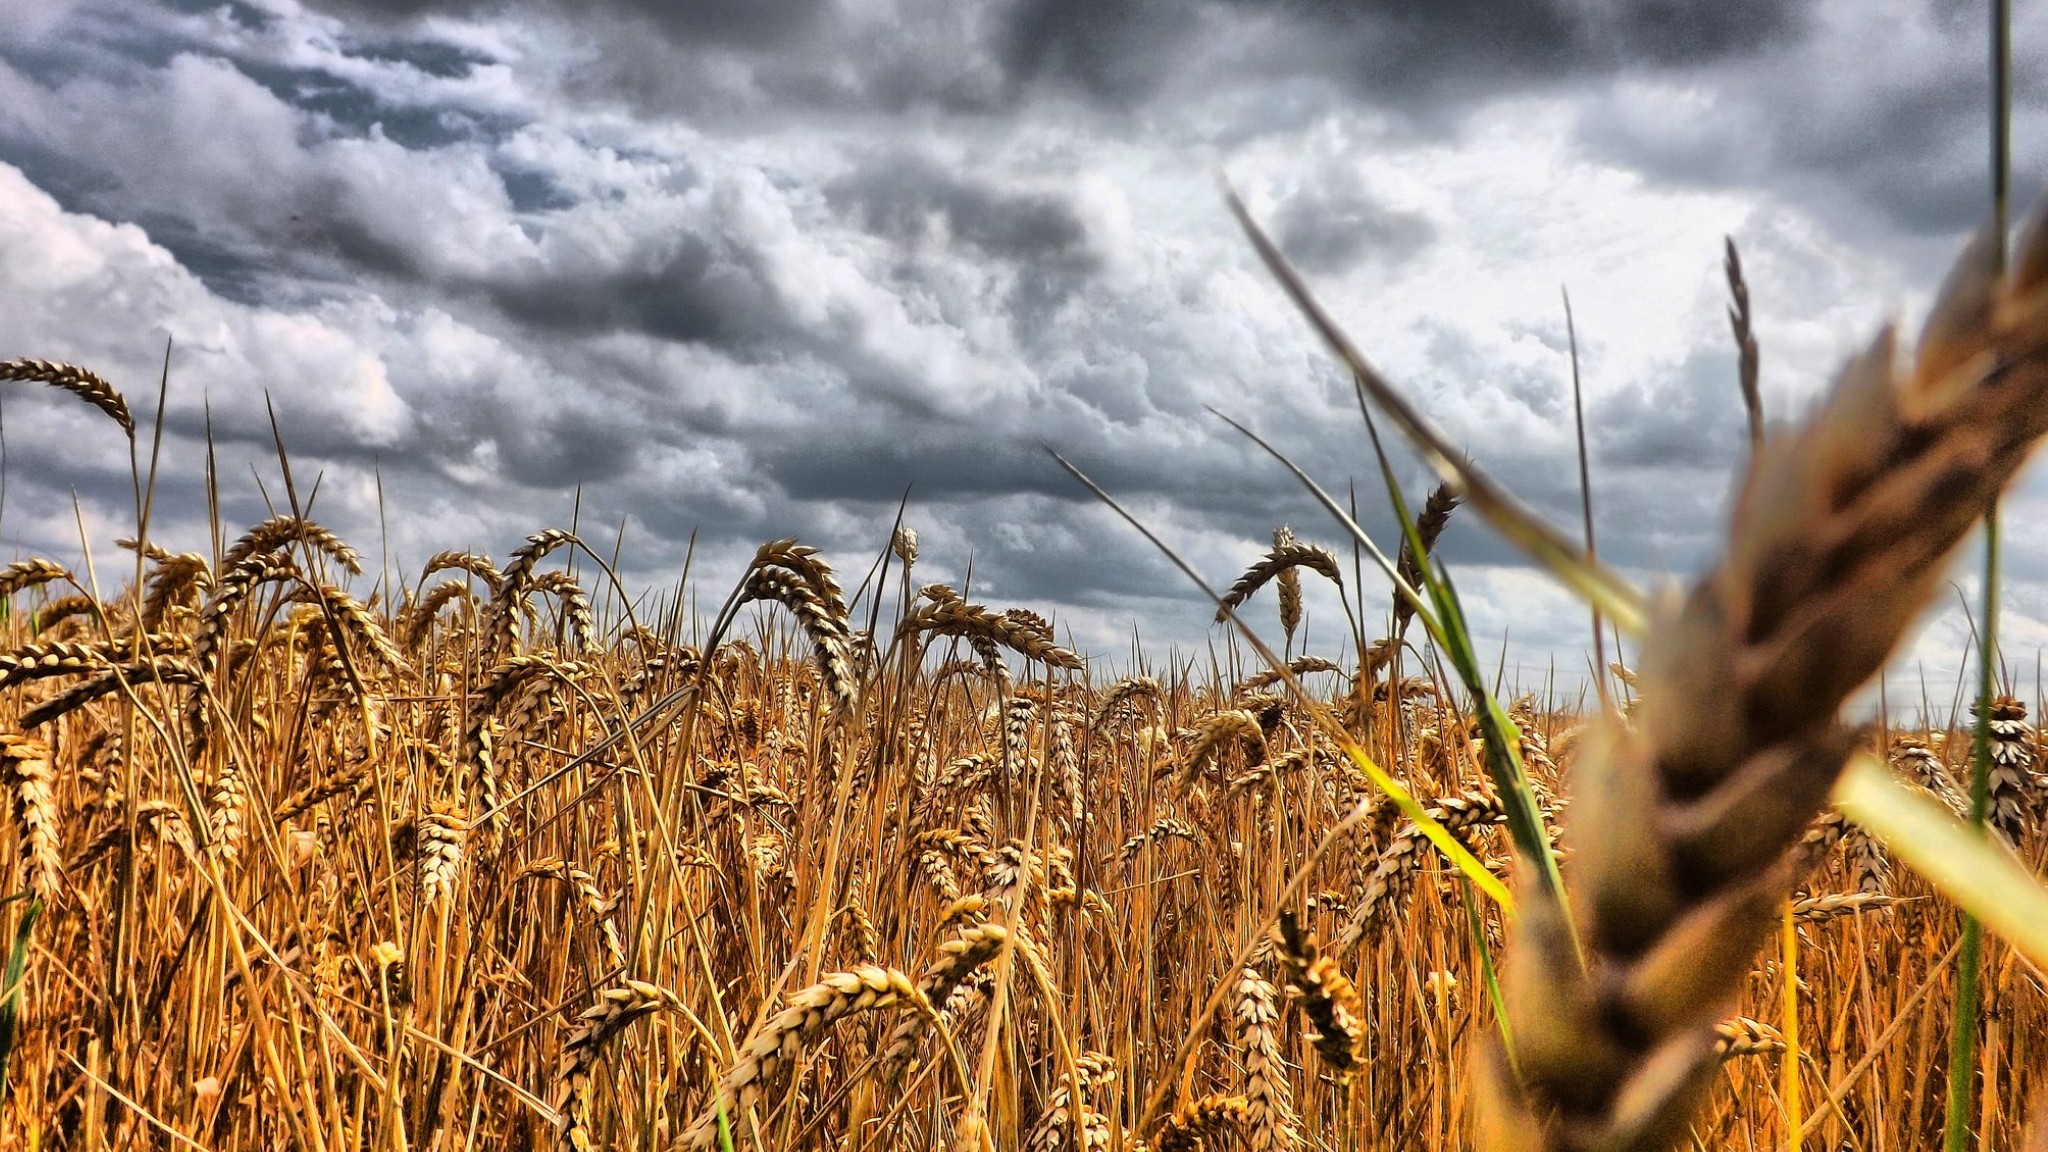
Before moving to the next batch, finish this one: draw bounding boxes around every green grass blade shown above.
[1834,753,2048,969]
[1360,405,1570,918]
[1222,185,1650,636]
[1335,738,1515,913]
[1462,882,1516,1077]
[0,897,43,1097]
[1048,446,1516,916]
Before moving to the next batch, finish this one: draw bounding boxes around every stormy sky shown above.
[2,0,2045,695]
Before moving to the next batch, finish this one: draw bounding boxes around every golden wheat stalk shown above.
[19,657,202,729]
[897,594,1084,671]
[0,358,133,432]
[879,923,1008,1086]
[1392,482,1461,632]
[1235,656,1342,694]
[1888,735,1967,816]
[682,966,930,1150]
[484,528,582,658]
[1336,789,1504,951]
[521,856,627,976]
[1157,1093,1250,1152]
[1216,540,1342,624]
[221,515,363,576]
[553,980,683,1152]
[1791,891,1896,924]
[1235,965,1301,1152]
[1023,1051,1118,1152]
[0,559,71,602]
[1174,709,1264,790]
[1976,694,2039,843]
[528,570,598,654]
[1711,1016,1784,1060]
[1481,212,2048,1151]
[1275,911,1363,1076]
[738,566,858,722]
[1,734,61,904]
[1271,525,1304,643]
[420,549,504,588]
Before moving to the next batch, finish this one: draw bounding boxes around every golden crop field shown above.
[0,213,2039,1139]
[5,104,2048,1152]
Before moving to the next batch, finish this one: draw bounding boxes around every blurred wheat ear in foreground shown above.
[1482,209,2048,1151]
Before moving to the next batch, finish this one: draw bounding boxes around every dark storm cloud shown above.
[1273,175,1436,275]
[1590,346,1751,472]
[478,235,787,351]
[3,0,2028,672]
[281,0,1807,130]
[1575,4,2048,239]
[999,0,1803,115]
[827,151,1094,267]
[302,0,832,46]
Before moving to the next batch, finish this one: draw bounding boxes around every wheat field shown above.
[5,153,2048,1152]
[0,493,2039,1151]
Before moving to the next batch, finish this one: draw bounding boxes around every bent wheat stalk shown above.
[1481,212,2048,1150]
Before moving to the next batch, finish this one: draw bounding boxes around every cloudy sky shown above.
[2,0,2045,695]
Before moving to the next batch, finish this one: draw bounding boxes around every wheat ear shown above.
[1392,482,1461,632]
[1275,911,1363,1076]
[1156,1093,1250,1152]
[553,980,682,1152]
[879,923,1008,1085]
[1216,541,1342,623]
[0,358,133,432]
[1482,213,2048,1151]
[0,559,71,601]
[221,514,363,575]
[1,734,61,904]
[682,966,930,1150]
[1235,965,1301,1152]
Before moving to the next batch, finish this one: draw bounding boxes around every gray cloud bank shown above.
[0,0,2043,678]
